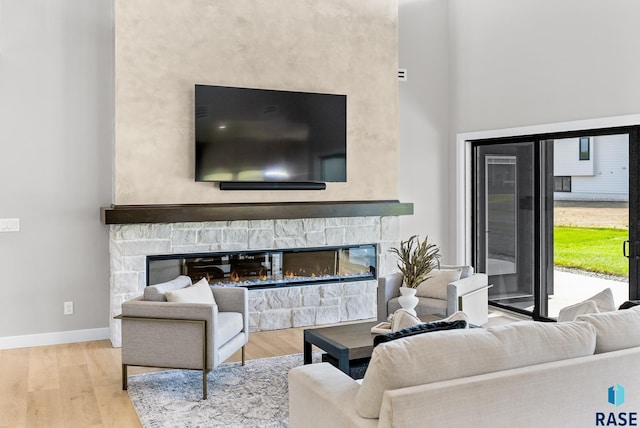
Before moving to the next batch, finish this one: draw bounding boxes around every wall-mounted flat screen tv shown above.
[195,84,347,183]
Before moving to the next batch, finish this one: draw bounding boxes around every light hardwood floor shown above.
[0,327,304,428]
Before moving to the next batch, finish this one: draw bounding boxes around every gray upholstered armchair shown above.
[377,265,490,326]
[119,276,249,399]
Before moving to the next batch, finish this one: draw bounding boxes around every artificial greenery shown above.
[390,235,441,288]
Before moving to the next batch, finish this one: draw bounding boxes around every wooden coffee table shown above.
[303,315,440,376]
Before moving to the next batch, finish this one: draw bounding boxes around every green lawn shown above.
[554,226,628,277]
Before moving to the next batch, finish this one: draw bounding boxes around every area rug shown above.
[127,352,320,428]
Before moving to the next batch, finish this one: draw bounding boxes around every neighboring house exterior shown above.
[553,134,629,201]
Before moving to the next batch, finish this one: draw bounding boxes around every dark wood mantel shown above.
[100,200,413,225]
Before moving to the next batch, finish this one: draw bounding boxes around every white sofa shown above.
[377,265,490,326]
[289,307,640,427]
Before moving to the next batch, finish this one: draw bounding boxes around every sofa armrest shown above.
[122,296,217,321]
[288,363,376,428]
[446,273,489,325]
[377,273,403,321]
[120,297,216,369]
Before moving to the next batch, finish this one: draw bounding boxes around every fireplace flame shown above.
[230,271,240,282]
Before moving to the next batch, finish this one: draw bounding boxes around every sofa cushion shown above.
[576,305,640,353]
[355,320,596,418]
[415,269,462,299]
[165,278,216,304]
[143,275,192,301]
[217,312,244,345]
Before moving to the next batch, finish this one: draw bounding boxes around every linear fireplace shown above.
[147,244,377,289]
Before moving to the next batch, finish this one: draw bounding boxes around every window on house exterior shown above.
[554,176,571,192]
[579,137,590,160]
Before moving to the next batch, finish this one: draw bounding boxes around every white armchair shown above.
[377,265,490,326]
[119,276,249,400]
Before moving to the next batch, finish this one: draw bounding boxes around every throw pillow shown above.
[557,288,616,322]
[374,319,467,348]
[390,309,422,332]
[165,278,216,304]
[143,275,192,301]
[557,300,599,322]
[415,269,462,299]
[442,310,470,328]
[441,265,474,279]
[587,288,616,312]
[619,300,640,310]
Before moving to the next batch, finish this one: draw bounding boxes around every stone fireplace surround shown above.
[108,214,402,347]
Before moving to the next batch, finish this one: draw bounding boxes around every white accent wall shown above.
[397,0,452,260]
[450,0,640,132]
[0,0,113,344]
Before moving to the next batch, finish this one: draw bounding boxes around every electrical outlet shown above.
[64,301,74,315]
[0,218,20,232]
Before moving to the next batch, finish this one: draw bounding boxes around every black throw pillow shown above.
[373,319,467,348]
[619,300,640,310]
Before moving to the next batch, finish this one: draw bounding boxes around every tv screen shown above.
[195,85,347,183]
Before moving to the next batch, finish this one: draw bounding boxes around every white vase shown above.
[397,286,419,316]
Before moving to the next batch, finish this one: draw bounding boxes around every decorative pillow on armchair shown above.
[165,278,216,304]
[143,275,192,301]
[415,269,462,299]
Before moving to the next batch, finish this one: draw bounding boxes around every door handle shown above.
[624,240,640,259]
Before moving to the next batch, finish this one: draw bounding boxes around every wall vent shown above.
[398,68,407,82]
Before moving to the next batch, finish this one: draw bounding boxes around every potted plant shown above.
[389,235,441,315]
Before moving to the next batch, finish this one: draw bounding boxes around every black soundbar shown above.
[219,181,327,191]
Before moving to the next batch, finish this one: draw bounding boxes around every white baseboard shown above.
[0,327,110,350]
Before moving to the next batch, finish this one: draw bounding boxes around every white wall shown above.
[0,0,113,342]
[450,0,640,133]
[398,0,453,260]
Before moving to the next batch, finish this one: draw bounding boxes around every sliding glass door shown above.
[473,141,546,316]
[471,126,639,319]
